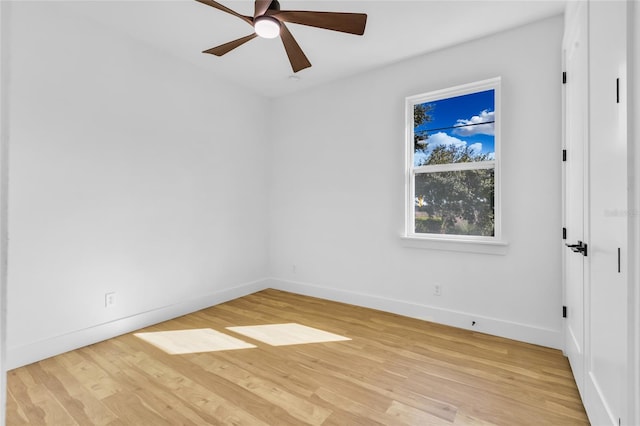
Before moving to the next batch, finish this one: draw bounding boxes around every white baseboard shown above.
[7,277,564,369]
[265,278,563,350]
[6,279,269,370]
[585,372,617,426]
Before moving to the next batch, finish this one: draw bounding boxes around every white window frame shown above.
[403,77,506,253]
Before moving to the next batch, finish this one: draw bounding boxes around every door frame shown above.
[0,2,9,426]
[628,1,640,424]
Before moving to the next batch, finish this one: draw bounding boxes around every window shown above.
[405,78,501,243]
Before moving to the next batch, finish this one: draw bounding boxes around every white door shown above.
[563,0,588,397]
[585,1,628,424]
[563,1,630,424]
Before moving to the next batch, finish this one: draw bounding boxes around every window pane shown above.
[415,168,494,236]
[414,90,495,167]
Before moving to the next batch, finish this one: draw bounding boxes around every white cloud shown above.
[428,132,466,148]
[468,143,483,153]
[416,133,493,165]
[452,110,495,137]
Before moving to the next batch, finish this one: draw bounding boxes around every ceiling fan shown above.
[195,0,368,73]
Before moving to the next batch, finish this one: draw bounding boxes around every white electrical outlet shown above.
[434,284,442,296]
[105,292,116,308]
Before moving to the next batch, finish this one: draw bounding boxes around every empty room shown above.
[0,0,638,425]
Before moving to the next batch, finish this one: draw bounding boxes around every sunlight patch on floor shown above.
[134,328,256,354]
[226,323,351,346]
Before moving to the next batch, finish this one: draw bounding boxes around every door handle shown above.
[566,240,588,256]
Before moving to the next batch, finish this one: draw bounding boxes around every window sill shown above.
[400,235,509,255]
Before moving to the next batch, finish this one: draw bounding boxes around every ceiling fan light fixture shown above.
[254,16,281,39]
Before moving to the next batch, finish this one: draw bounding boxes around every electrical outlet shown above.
[105,292,116,308]
[434,284,442,296]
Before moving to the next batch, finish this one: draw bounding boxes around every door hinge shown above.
[562,227,567,240]
[618,248,621,273]
[562,149,567,162]
[563,306,567,318]
[562,71,567,84]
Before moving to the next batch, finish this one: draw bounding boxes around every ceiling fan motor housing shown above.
[267,1,281,13]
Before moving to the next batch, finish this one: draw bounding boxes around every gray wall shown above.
[269,16,565,348]
[6,2,270,367]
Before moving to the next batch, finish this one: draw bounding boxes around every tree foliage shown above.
[414,103,433,127]
[413,104,494,236]
[413,103,434,152]
[415,165,494,236]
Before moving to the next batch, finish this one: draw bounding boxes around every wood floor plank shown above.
[112,335,307,425]
[453,410,499,425]
[7,289,589,425]
[7,369,79,426]
[118,343,271,426]
[6,389,29,424]
[386,400,455,425]
[26,361,118,426]
[55,351,121,400]
[81,343,223,425]
[190,353,333,425]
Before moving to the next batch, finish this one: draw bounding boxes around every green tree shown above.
[412,102,494,236]
[413,103,434,152]
[415,145,494,236]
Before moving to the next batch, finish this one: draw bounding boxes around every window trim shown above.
[403,77,504,249]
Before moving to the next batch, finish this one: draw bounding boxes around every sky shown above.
[414,89,495,166]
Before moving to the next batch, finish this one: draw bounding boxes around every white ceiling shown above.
[63,0,566,98]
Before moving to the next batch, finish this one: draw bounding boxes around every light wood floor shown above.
[7,289,589,425]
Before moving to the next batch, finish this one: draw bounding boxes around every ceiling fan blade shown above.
[254,0,273,18]
[195,0,254,26]
[279,23,311,73]
[203,33,258,56]
[269,11,367,35]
